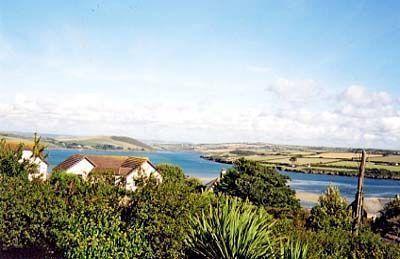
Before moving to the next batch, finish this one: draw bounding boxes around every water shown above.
[47,149,228,180]
[47,149,400,200]
[281,170,400,201]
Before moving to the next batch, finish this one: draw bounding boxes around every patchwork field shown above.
[199,144,400,180]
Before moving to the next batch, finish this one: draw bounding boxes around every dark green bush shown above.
[0,176,63,252]
[123,165,213,258]
[214,158,300,209]
[306,185,352,231]
[373,195,400,241]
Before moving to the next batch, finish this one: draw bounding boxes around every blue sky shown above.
[1,1,400,148]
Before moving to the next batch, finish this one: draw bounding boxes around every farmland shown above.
[198,143,400,180]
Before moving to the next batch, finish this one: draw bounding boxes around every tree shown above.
[306,185,352,231]
[156,164,186,183]
[289,156,297,164]
[214,158,300,209]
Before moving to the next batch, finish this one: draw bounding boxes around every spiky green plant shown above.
[186,197,276,259]
[279,239,309,259]
[31,132,48,160]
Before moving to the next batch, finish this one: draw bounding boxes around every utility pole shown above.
[353,149,366,235]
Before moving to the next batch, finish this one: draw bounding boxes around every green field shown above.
[266,157,341,166]
[368,155,400,164]
[204,149,400,180]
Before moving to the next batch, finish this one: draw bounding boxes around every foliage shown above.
[31,133,48,160]
[214,158,300,209]
[185,196,276,259]
[0,139,34,178]
[51,201,150,258]
[373,195,400,241]
[0,169,151,258]
[306,185,352,231]
[0,176,63,252]
[0,142,398,258]
[294,228,400,259]
[279,239,308,259]
[88,168,119,186]
[123,164,212,258]
[156,163,186,182]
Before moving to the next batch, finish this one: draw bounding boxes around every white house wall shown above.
[21,150,48,181]
[66,159,95,179]
[125,162,161,191]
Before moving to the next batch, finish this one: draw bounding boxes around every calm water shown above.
[281,170,400,201]
[47,149,228,180]
[47,149,400,201]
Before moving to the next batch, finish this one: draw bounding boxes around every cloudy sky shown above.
[1,1,400,148]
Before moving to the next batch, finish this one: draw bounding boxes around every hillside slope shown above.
[0,132,154,151]
[51,135,154,151]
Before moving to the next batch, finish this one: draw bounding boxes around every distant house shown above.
[205,168,227,190]
[19,150,48,181]
[53,154,162,191]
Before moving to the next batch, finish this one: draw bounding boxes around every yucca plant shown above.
[279,239,309,259]
[185,196,276,259]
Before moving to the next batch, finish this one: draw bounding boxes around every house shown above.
[53,154,162,191]
[205,168,227,190]
[19,150,48,181]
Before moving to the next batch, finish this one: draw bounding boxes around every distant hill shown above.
[49,135,154,151]
[0,132,154,151]
[110,136,154,150]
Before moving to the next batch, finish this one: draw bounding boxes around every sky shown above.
[1,1,400,149]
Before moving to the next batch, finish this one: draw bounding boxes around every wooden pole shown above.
[353,150,366,234]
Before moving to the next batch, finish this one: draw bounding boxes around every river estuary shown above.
[47,149,400,202]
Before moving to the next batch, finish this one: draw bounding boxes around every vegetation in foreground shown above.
[0,139,399,258]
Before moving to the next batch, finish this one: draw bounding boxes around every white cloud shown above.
[1,84,400,149]
[265,77,323,102]
[341,85,394,107]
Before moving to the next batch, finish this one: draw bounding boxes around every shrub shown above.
[0,139,34,178]
[123,166,212,258]
[373,195,400,241]
[51,203,151,258]
[306,185,352,231]
[185,197,276,259]
[0,176,64,253]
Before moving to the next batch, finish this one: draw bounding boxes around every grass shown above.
[266,157,341,166]
[319,161,400,172]
[309,152,383,159]
[202,146,400,179]
[368,155,400,163]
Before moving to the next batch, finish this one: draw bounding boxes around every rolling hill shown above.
[0,132,154,151]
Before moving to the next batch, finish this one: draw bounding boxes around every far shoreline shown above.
[200,155,400,181]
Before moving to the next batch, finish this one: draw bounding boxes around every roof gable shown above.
[53,154,86,171]
[54,154,151,177]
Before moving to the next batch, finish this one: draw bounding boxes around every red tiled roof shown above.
[53,154,151,176]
